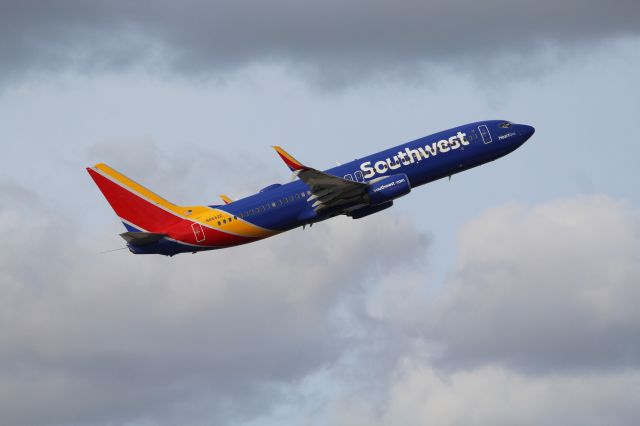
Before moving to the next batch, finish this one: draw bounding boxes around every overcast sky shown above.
[1,1,639,425]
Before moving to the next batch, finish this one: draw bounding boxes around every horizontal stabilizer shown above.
[120,232,166,246]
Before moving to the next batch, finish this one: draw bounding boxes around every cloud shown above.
[3,175,640,425]
[0,179,428,426]
[86,138,280,203]
[424,196,640,373]
[319,195,640,426]
[1,1,639,87]
[329,363,640,426]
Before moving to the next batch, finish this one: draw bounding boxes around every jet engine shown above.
[366,173,411,205]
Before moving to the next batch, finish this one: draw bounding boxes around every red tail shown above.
[87,163,183,232]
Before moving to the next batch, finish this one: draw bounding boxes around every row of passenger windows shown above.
[217,190,312,225]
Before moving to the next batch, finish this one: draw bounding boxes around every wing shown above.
[273,146,368,212]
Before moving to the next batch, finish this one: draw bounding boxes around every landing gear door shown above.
[478,125,492,144]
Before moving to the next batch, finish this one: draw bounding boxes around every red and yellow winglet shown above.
[219,194,233,205]
[273,146,307,172]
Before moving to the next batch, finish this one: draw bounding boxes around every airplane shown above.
[87,120,535,256]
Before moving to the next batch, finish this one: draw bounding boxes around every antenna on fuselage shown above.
[99,247,128,254]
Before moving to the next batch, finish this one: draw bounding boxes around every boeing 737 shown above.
[87,120,535,256]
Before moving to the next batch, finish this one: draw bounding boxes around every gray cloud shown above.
[423,196,640,373]
[3,178,640,425]
[0,179,428,426]
[318,195,640,426]
[1,1,639,86]
[86,138,280,203]
[328,365,640,426]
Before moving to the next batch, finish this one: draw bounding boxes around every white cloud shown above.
[316,195,640,426]
[3,179,640,426]
[0,182,427,426]
[426,195,640,371]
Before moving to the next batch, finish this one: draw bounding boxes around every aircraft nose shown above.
[520,124,535,140]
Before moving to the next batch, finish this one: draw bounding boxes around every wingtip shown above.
[272,145,288,158]
[272,146,306,172]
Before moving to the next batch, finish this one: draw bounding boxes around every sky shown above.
[0,1,639,425]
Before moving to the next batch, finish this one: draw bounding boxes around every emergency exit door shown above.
[478,125,492,144]
[191,222,205,242]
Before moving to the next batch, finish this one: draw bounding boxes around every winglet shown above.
[272,146,307,172]
[219,194,233,205]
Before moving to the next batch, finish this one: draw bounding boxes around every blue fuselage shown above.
[219,120,534,231]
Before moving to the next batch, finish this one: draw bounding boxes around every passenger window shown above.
[295,193,300,200]
[289,195,294,202]
[217,221,221,226]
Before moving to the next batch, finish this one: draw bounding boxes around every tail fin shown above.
[87,163,184,232]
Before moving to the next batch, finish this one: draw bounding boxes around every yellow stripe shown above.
[219,194,233,204]
[196,208,277,238]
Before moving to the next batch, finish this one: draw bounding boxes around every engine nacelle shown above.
[367,173,411,206]
[349,201,393,219]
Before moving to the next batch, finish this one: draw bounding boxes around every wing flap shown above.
[272,146,368,212]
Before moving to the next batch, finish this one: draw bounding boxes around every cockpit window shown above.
[499,121,512,128]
